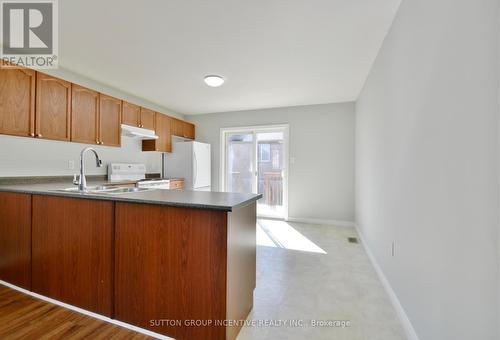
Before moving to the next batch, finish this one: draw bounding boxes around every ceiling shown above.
[59,0,401,115]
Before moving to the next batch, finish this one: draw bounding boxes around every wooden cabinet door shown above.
[115,203,227,340]
[169,180,184,190]
[122,101,140,127]
[171,119,195,139]
[32,195,113,317]
[0,67,35,137]
[171,118,184,137]
[157,114,172,152]
[71,85,99,145]
[140,107,156,130]
[35,73,71,141]
[0,192,31,290]
[142,113,171,152]
[99,94,122,147]
[183,121,195,139]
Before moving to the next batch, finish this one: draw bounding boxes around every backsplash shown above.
[0,134,162,177]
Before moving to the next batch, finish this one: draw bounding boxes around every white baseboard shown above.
[286,217,355,227]
[0,280,172,340]
[354,225,420,340]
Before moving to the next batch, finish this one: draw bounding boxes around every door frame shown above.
[220,124,290,220]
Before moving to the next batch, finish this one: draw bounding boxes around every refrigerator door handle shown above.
[193,152,198,188]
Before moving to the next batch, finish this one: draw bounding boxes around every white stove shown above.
[108,163,170,189]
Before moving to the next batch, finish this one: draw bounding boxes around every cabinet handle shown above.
[36,133,42,138]
[100,141,104,145]
[29,132,35,137]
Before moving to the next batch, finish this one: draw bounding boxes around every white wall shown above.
[187,103,355,223]
[0,135,162,177]
[355,0,499,340]
[0,67,183,177]
[44,66,184,116]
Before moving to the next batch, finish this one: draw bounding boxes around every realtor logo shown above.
[1,0,58,69]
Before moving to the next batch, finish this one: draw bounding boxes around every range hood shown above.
[121,124,159,140]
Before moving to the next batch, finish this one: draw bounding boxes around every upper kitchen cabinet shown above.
[99,94,122,147]
[0,67,35,137]
[71,84,99,145]
[72,87,122,147]
[122,103,156,131]
[183,121,195,139]
[139,107,156,131]
[142,113,171,152]
[171,118,183,137]
[35,73,71,141]
[0,67,190,148]
[171,118,195,139]
[122,101,140,127]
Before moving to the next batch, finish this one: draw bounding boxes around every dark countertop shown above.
[0,179,262,212]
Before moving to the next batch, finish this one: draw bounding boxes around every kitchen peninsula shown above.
[0,179,261,340]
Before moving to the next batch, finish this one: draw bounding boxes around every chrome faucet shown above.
[73,147,103,192]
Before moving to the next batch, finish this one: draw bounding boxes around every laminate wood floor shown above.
[0,285,152,339]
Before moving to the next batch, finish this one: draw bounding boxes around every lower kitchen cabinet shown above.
[114,203,228,340]
[31,195,113,317]
[169,179,184,190]
[0,191,254,339]
[0,192,32,290]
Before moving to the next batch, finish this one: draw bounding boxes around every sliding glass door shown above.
[221,125,288,219]
[256,131,285,218]
[225,132,256,194]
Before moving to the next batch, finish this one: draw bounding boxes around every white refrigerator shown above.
[164,141,211,190]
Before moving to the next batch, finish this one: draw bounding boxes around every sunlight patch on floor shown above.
[257,219,327,254]
[257,203,285,219]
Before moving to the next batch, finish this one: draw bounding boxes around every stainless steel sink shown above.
[53,186,152,195]
[58,185,114,192]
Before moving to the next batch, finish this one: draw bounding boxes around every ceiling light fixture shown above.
[204,75,225,87]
